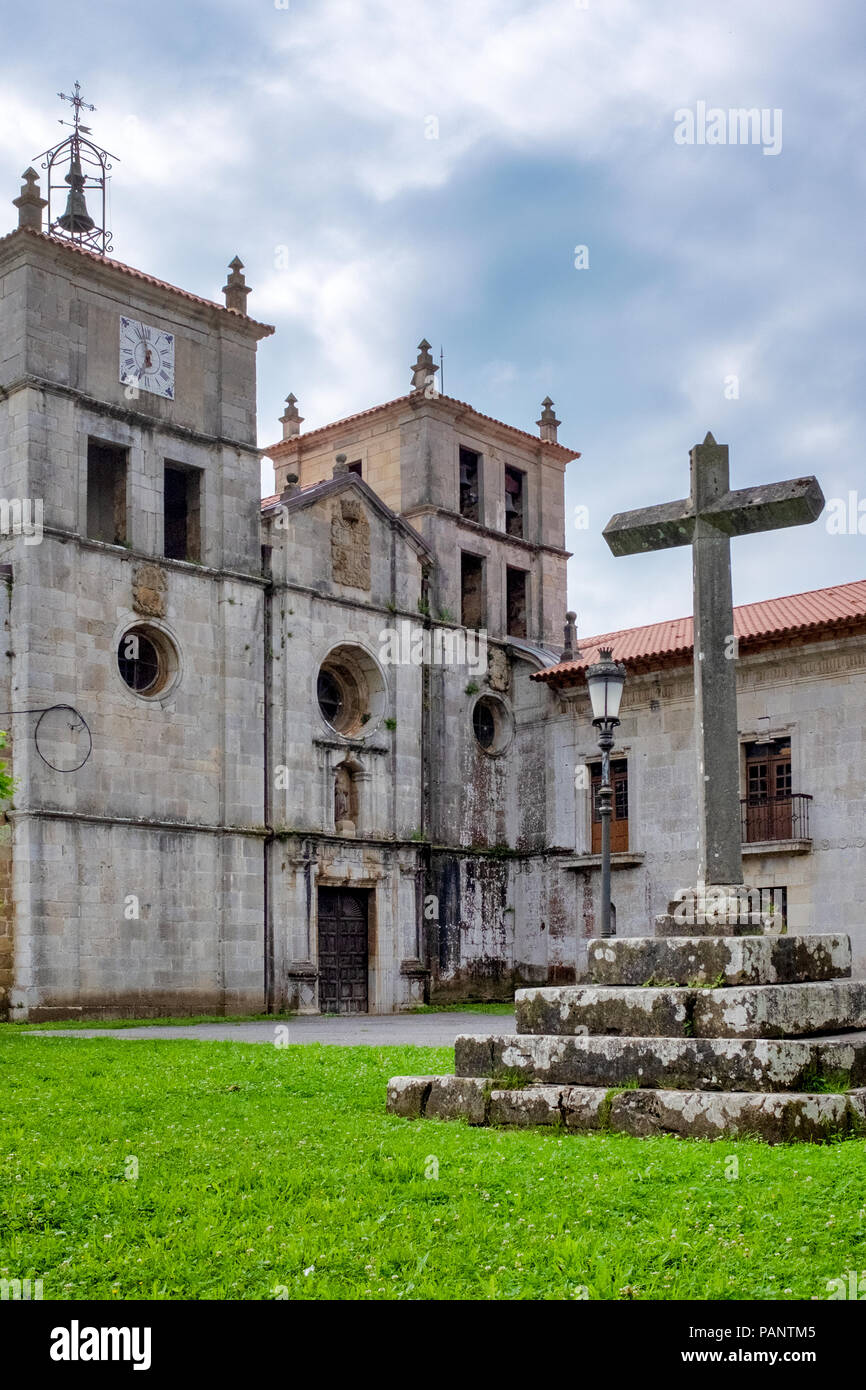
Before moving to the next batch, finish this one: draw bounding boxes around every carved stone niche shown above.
[132,563,167,618]
[331,497,371,590]
[334,754,364,836]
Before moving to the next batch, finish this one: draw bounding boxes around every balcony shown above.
[740,793,812,854]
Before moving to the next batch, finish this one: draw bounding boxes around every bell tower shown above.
[0,89,275,1021]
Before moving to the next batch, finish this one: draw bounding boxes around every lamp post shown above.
[585,646,627,938]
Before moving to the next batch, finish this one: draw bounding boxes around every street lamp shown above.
[585,646,627,938]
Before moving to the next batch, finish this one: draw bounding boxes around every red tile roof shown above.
[0,227,274,336]
[263,393,580,460]
[533,580,866,683]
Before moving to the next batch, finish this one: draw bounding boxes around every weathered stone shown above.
[487,646,510,693]
[516,984,691,1037]
[586,933,852,987]
[693,980,866,1039]
[561,1086,609,1131]
[131,562,167,618]
[655,912,760,938]
[385,1074,490,1122]
[608,1088,866,1144]
[330,496,371,589]
[488,1086,565,1126]
[388,1077,866,1143]
[454,1032,866,1092]
[486,1084,611,1129]
[515,979,866,1039]
[424,1075,489,1124]
[386,1075,436,1118]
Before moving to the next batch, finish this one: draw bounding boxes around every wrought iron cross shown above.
[602,433,824,886]
[58,81,95,135]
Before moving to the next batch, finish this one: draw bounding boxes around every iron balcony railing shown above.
[740,793,812,844]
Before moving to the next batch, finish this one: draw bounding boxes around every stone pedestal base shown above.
[386,930,866,1143]
[655,883,771,937]
[388,1074,866,1143]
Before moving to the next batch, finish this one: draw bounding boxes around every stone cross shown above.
[602,433,824,887]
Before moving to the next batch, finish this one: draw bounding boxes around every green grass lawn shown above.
[1,1028,863,1301]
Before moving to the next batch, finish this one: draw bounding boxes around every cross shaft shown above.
[602,433,824,886]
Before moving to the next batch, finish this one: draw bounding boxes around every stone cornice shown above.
[264,393,579,465]
[37,526,267,587]
[400,503,570,558]
[0,374,261,456]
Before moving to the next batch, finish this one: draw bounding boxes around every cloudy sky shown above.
[1,0,863,637]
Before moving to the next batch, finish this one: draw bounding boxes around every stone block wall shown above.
[10,816,263,1019]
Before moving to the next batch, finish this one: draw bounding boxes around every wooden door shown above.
[745,740,792,841]
[591,760,629,854]
[317,888,369,1014]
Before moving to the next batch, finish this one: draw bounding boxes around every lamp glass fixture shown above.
[586,647,626,722]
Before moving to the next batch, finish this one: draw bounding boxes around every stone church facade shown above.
[0,172,863,1020]
[0,176,581,1020]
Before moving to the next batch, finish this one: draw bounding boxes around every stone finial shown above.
[561,610,579,662]
[222,256,251,313]
[13,168,47,232]
[410,338,439,395]
[280,472,300,502]
[280,392,303,441]
[537,396,560,444]
[332,452,349,478]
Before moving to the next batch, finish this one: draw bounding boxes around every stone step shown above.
[586,933,851,987]
[453,1031,866,1092]
[654,913,761,938]
[386,1074,866,1143]
[654,885,775,937]
[516,980,866,1039]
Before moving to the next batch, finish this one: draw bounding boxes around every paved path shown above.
[26,1012,515,1046]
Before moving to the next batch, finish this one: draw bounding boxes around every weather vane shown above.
[33,81,118,255]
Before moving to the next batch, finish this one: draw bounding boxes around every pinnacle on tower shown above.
[222,256,251,313]
[410,339,438,395]
[537,396,560,443]
[561,610,579,662]
[12,168,47,232]
[280,393,303,440]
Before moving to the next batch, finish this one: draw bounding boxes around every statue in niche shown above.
[334,762,358,835]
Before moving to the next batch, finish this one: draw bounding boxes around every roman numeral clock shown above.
[119,316,175,399]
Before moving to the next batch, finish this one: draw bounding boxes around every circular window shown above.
[472,694,513,755]
[117,625,178,697]
[317,644,385,736]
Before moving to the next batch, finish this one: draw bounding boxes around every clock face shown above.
[119,316,175,399]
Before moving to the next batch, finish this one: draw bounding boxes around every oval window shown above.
[471,694,513,755]
[117,625,177,697]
